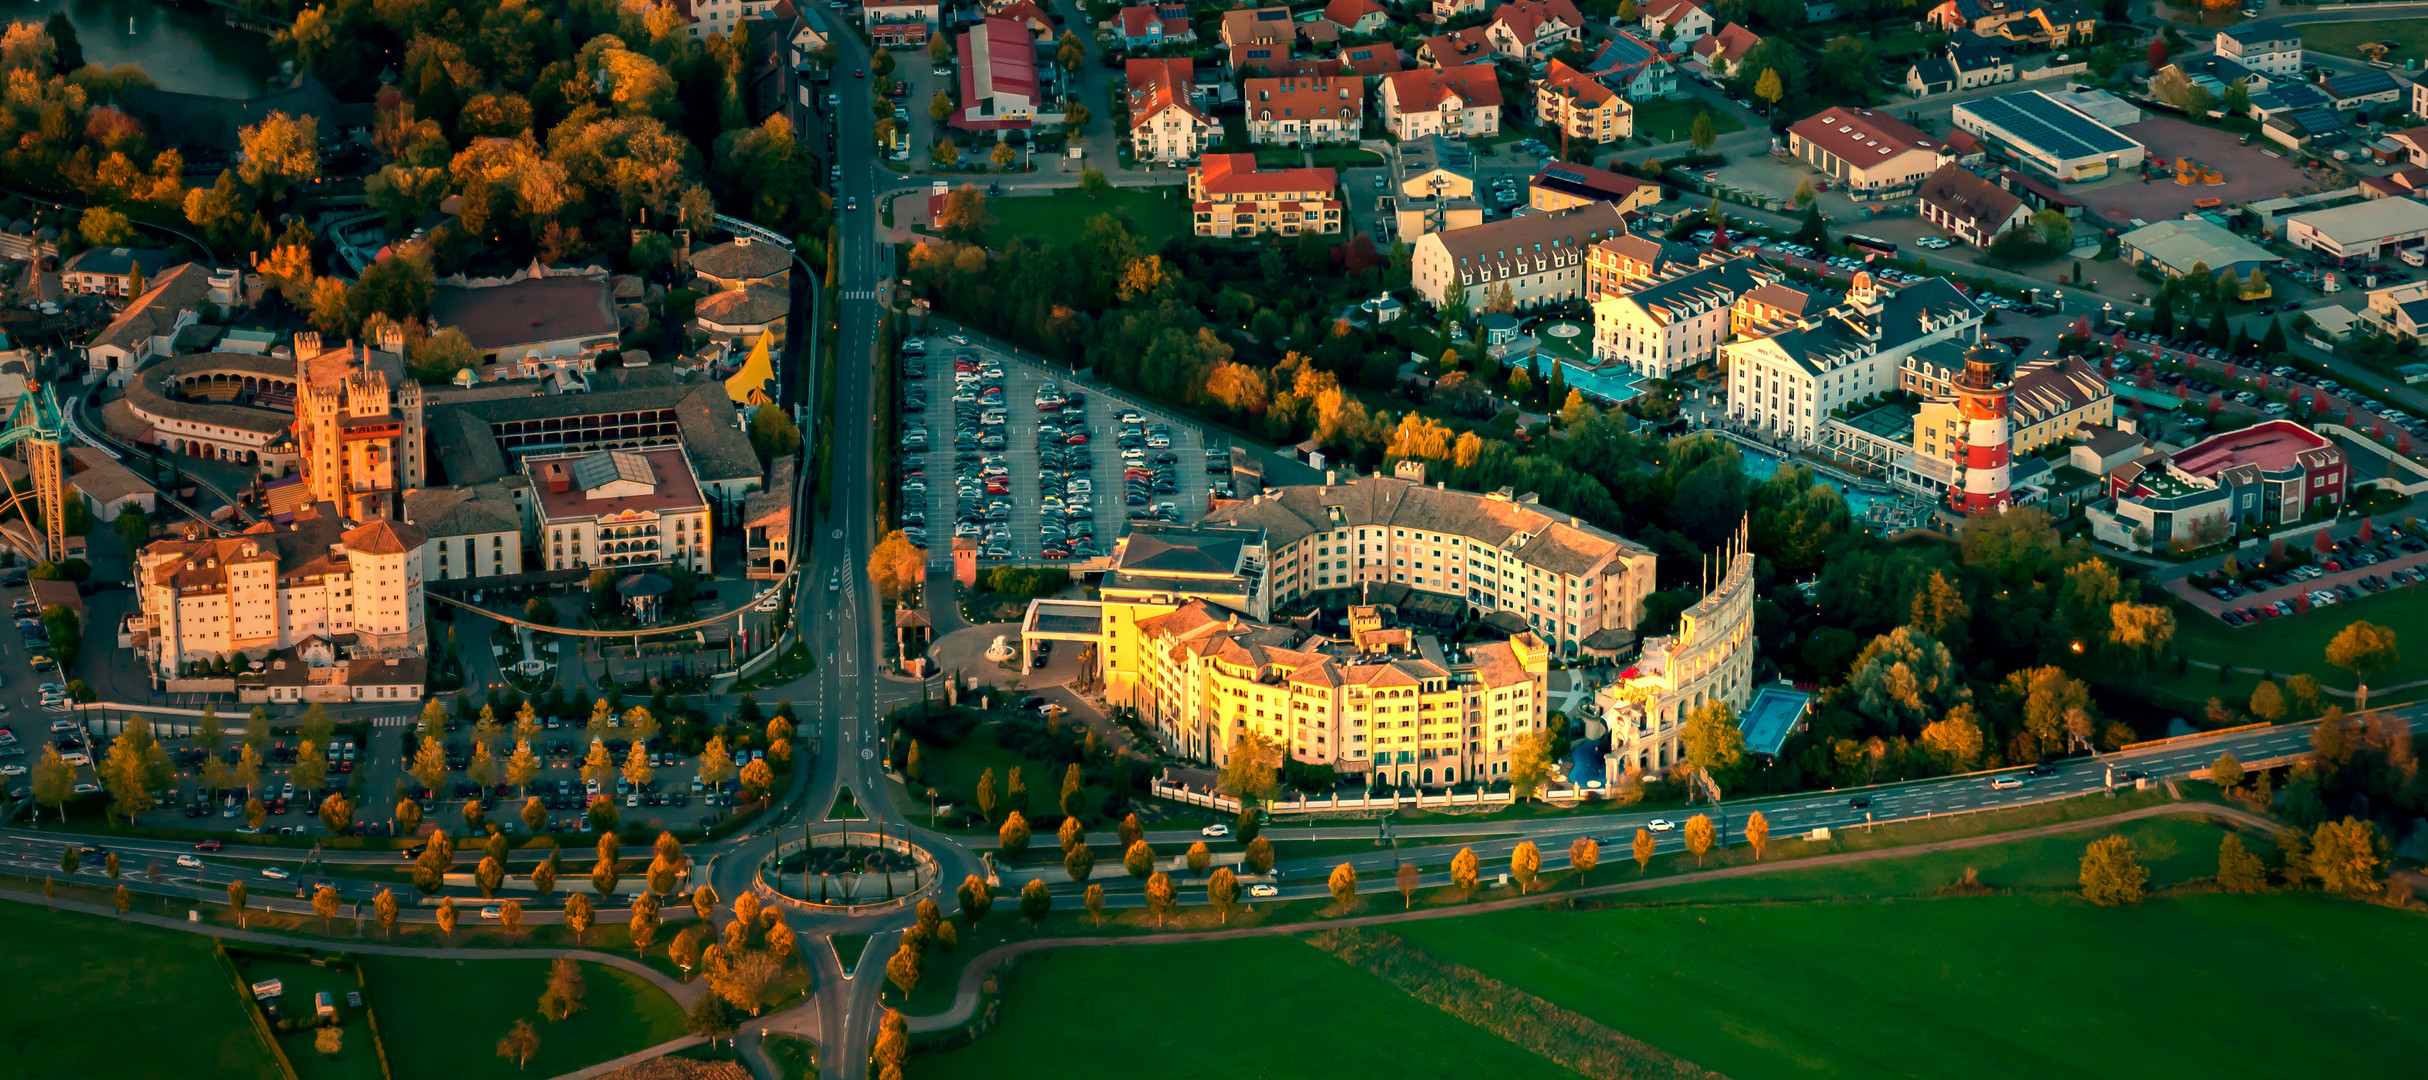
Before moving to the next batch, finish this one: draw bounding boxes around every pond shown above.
[4,0,280,98]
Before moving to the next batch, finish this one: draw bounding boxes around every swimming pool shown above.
[1737,441,1892,519]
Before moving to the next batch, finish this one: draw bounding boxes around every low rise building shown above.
[1324,0,1391,35]
[743,456,795,579]
[1690,23,1760,78]
[527,447,713,574]
[1242,75,1363,145]
[1918,163,2031,247]
[428,275,621,368]
[404,477,529,582]
[1391,135,1483,240]
[2089,420,2345,551]
[1114,3,1194,48]
[864,0,940,46]
[1486,0,1585,62]
[1530,161,1660,215]
[952,17,1041,130]
[2285,196,2428,265]
[1532,60,1632,146]
[1579,32,1678,102]
[1952,89,2144,183]
[1788,107,1949,198]
[1381,64,1502,140]
[82,262,213,383]
[1638,0,1714,46]
[1126,58,1215,164]
[2217,19,2302,79]
[1189,154,1343,239]
[61,246,175,298]
[1408,203,1629,310]
[2119,217,2283,284]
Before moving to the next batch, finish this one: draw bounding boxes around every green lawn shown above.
[0,903,282,1080]
[983,185,1191,252]
[2165,580,2428,699]
[1393,818,2428,1080]
[360,956,687,1080]
[2299,20,2428,65]
[905,937,1585,1080]
[900,721,1119,831]
[1635,98,1744,145]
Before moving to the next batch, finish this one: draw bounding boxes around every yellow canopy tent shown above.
[725,328,776,407]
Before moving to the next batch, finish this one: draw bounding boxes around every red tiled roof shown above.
[1324,0,1387,27]
[1127,57,1207,124]
[1388,63,1503,111]
[1493,0,1583,47]
[1535,58,1613,106]
[1244,75,1363,124]
[1692,22,1760,63]
[1197,153,1340,197]
[1918,163,2023,229]
[1421,26,1493,66]
[1338,44,1406,76]
[1790,106,1943,166]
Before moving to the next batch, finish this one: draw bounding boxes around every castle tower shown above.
[1949,342,2014,514]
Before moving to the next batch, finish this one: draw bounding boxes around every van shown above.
[2404,249,2425,268]
[316,991,337,1019]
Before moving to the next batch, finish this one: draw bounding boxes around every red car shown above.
[2323,560,2343,572]
[1065,433,1090,445]
[194,839,223,852]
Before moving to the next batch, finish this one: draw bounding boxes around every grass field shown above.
[2299,20,2428,65]
[1635,98,1745,145]
[901,722,1120,831]
[2163,581,2428,703]
[904,937,1585,1080]
[1392,817,2428,1079]
[0,903,281,1080]
[361,956,686,1080]
[984,185,1190,252]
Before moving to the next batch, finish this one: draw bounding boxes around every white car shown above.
[1646,818,1677,832]
[0,764,24,777]
[48,719,78,733]
[1990,775,2025,790]
[1199,823,1232,838]
[1248,883,1278,898]
[176,854,204,869]
[260,867,290,879]
[481,906,502,920]
[59,753,90,767]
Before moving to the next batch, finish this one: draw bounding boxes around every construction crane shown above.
[0,383,68,564]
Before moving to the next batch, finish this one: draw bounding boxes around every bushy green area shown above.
[0,903,281,1080]
[1394,819,2428,1079]
[360,956,686,1080]
[983,186,1191,252]
[905,937,1583,1080]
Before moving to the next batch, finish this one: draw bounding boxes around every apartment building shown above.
[527,447,714,575]
[1595,543,1757,776]
[1127,57,1215,163]
[1723,273,1984,446]
[137,508,428,679]
[1243,75,1364,145]
[1487,0,1586,62]
[1189,154,1343,239]
[1381,64,1503,140]
[1532,59,1633,146]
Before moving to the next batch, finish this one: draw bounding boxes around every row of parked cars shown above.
[1035,394,1102,561]
[2213,533,2428,625]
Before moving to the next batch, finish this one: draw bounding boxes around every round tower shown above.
[1949,342,2013,514]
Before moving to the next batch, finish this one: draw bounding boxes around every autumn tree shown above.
[867,530,926,601]
[1186,841,1212,877]
[2325,621,2399,710]
[564,893,594,945]
[1020,878,1052,924]
[2210,752,2244,790]
[2310,817,2386,896]
[1683,816,1715,866]
[1681,701,1746,778]
[2078,834,2148,906]
[1449,847,1480,893]
[539,957,589,1021]
[1123,840,1156,880]
[496,1020,541,1071]
[1634,829,1655,874]
[998,811,1031,858]
[1507,729,1555,801]
[1084,884,1107,926]
[1145,872,1176,926]
[1744,811,1771,860]
[1328,863,1359,908]
[1569,837,1600,883]
[1208,867,1241,923]
[958,875,993,924]
[1218,732,1283,805]
[1511,841,1541,894]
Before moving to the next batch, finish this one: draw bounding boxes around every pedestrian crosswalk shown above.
[842,289,884,300]
[372,715,419,728]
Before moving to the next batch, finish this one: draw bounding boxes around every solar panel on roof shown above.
[1964,91,2137,161]
[2289,107,2343,135]
[574,450,653,492]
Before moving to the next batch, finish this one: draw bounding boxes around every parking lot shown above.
[2179,532,2428,626]
[897,334,1233,564]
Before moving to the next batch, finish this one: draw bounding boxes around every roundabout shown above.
[754,829,942,914]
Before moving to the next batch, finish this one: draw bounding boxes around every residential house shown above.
[1128,58,1216,163]
[1221,6,1299,49]
[1338,43,1407,78]
[1433,0,1487,19]
[81,262,212,382]
[61,246,175,297]
[1419,27,1495,68]
[1391,135,1483,239]
[1533,60,1633,146]
[1917,163,2030,247]
[2216,20,2302,80]
[1382,63,1504,140]
[1690,23,1760,78]
[1907,35,2015,96]
[1581,32,1679,101]
[1190,154,1343,238]
[1115,4,1194,49]
[1787,106,1950,198]
[1408,203,1629,309]
[2385,125,2428,169]
[1487,0,1586,63]
[953,17,1041,130]
[1243,75,1364,145]
[1926,0,2095,46]
[990,0,1056,41]
[1639,0,1714,48]
[1323,0,1392,35]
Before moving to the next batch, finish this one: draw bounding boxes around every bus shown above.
[1845,234,1899,257]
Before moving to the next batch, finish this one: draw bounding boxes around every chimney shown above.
[1325,469,1338,486]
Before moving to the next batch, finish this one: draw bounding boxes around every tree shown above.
[1084,884,1107,926]
[535,957,589,1024]
[497,1020,541,1070]
[991,140,1018,169]
[2210,752,2245,790]
[1511,841,1541,894]
[32,744,74,821]
[959,876,993,924]
[975,768,1000,824]
[2325,621,2399,710]
[1019,878,1052,924]
[1450,847,1480,893]
[237,110,320,200]
[1681,701,1746,778]
[2310,817,2385,896]
[1208,867,1242,923]
[1683,815,1715,867]
[2216,833,2267,894]
[1690,110,1716,151]
[629,894,662,956]
[312,884,341,932]
[1507,729,1555,801]
[1145,872,1176,926]
[1186,841,1212,877]
[1755,68,1784,114]
[1079,169,1110,199]
[1219,732,1283,805]
[1063,844,1094,882]
[669,926,703,977]
[2078,834,2148,906]
[478,856,507,898]
[1634,829,1656,874]
[1744,812,1771,860]
[998,811,1031,858]
[1243,835,1275,875]
[435,897,460,943]
[692,884,720,924]
[1328,863,1359,908]
[372,888,399,939]
[1123,840,1155,880]
[934,184,992,242]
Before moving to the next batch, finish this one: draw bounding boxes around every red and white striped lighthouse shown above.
[1950,343,2013,514]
